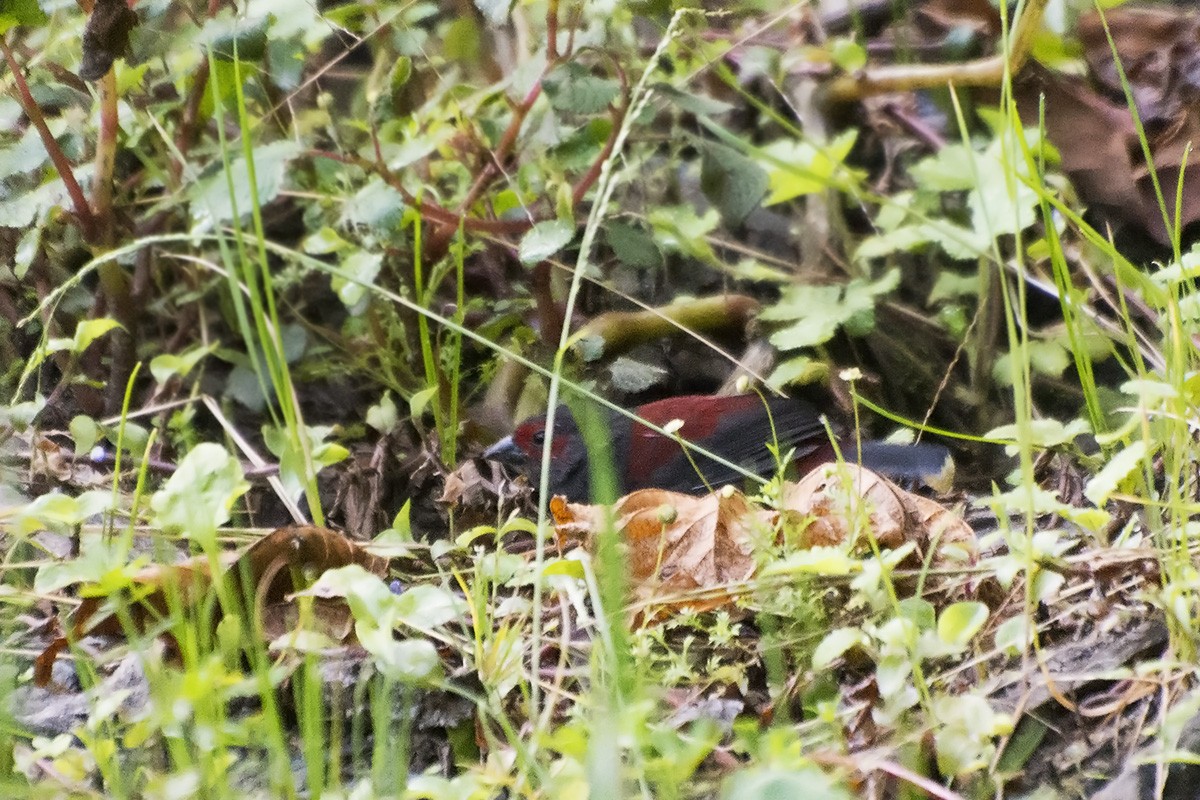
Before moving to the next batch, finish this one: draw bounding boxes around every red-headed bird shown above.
[483,394,952,502]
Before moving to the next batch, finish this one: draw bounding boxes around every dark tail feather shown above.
[856,441,954,490]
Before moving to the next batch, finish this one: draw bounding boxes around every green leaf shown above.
[764,271,899,350]
[812,627,866,670]
[393,584,467,628]
[937,602,989,650]
[191,139,302,229]
[898,597,936,630]
[909,144,977,192]
[606,222,663,270]
[263,424,347,503]
[340,178,406,233]
[519,219,575,264]
[720,765,853,800]
[149,443,249,541]
[994,615,1030,656]
[73,318,123,354]
[768,355,828,389]
[0,0,47,34]
[70,416,100,457]
[443,15,481,65]
[608,356,667,393]
[201,13,270,61]
[830,38,867,72]
[700,142,769,226]
[646,205,720,262]
[361,626,442,683]
[759,130,857,205]
[8,490,113,537]
[313,565,395,622]
[654,83,735,116]
[366,392,399,434]
[1084,439,1151,506]
[150,343,218,385]
[543,62,620,115]
[332,250,382,307]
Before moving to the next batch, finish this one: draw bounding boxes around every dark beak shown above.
[483,436,527,468]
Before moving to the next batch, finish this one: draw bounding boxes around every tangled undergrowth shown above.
[5,0,1200,797]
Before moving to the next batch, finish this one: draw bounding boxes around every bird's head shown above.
[483,410,592,498]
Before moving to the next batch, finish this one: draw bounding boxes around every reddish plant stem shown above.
[1,40,96,239]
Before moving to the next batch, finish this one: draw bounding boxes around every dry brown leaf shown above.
[35,525,387,686]
[551,489,760,613]
[778,463,975,566]
[547,466,975,618]
[1013,5,1200,246]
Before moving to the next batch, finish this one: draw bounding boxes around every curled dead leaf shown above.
[35,525,387,686]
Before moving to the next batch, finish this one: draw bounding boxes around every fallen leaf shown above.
[551,489,760,614]
[35,526,387,685]
[778,463,976,566]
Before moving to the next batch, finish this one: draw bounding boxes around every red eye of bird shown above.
[531,430,546,447]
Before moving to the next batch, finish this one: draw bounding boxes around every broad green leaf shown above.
[721,765,853,800]
[0,0,47,34]
[994,615,1030,656]
[898,597,936,630]
[393,584,467,628]
[302,226,351,255]
[909,144,977,192]
[7,490,113,537]
[73,318,123,353]
[543,62,619,115]
[519,219,575,264]
[443,15,481,64]
[830,38,866,72]
[647,205,720,262]
[201,13,270,61]
[149,443,249,540]
[764,271,899,350]
[606,221,663,270]
[70,416,100,457]
[759,130,857,205]
[700,142,769,225]
[313,565,394,622]
[150,343,218,385]
[190,139,302,229]
[357,624,442,683]
[937,602,989,649]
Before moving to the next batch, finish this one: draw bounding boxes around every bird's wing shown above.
[631,397,832,494]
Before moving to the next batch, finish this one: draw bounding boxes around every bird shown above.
[483,393,953,502]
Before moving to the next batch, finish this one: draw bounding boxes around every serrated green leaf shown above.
[700,142,769,225]
[1085,439,1151,506]
[543,63,619,115]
